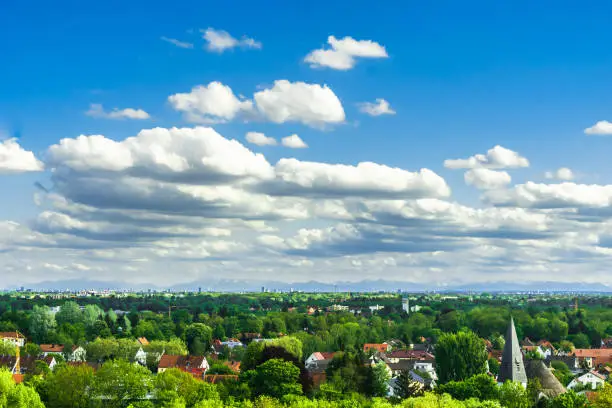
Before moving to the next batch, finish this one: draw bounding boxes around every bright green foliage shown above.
[155,368,219,407]
[0,369,44,408]
[0,342,15,356]
[369,361,391,397]
[245,358,303,399]
[56,301,84,326]
[184,323,213,355]
[29,305,57,343]
[435,332,488,383]
[43,363,94,408]
[436,374,498,401]
[83,304,104,327]
[393,370,425,399]
[593,384,612,408]
[548,390,588,408]
[92,359,153,408]
[498,381,530,408]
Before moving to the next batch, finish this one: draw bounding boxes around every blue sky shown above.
[2,1,612,288]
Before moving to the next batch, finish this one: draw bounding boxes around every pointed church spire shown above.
[498,317,527,386]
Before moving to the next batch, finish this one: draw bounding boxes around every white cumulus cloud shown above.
[168,82,254,124]
[246,132,277,146]
[202,28,261,52]
[85,104,150,120]
[304,36,388,70]
[358,98,396,116]
[545,167,574,181]
[585,121,612,135]
[444,145,529,169]
[464,168,512,190]
[253,80,345,127]
[281,134,308,149]
[0,138,44,174]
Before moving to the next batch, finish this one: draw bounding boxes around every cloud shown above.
[47,127,274,182]
[85,104,150,120]
[246,132,277,146]
[585,120,612,135]
[484,182,612,209]
[0,138,44,174]
[545,167,574,181]
[281,134,307,149]
[304,36,388,70]
[256,158,450,199]
[160,36,193,49]
[168,82,254,124]
[358,99,396,116]
[444,145,529,169]
[202,28,261,52]
[253,80,345,127]
[464,168,512,190]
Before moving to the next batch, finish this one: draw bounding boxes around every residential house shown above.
[601,338,612,348]
[42,355,57,371]
[545,356,582,375]
[567,371,606,390]
[0,355,38,374]
[158,355,209,379]
[572,349,612,368]
[137,337,149,346]
[305,352,336,368]
[39,344,86,362]
[135,347,147,366]
[0,332,25,347]
[363,343,389,353]
[537,340,556,358]
[386,350,434,364]
[221,338,244,349]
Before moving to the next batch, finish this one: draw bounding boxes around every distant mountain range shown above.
[7,278,612,293]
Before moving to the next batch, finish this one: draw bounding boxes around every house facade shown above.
[0,332,25,347]
[158,355,209,379]
[567,371,606,390]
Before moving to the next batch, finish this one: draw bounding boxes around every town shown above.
[0,291,610,407]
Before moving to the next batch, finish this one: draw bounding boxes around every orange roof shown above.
[158,355,207,370]
[573,349,612,358]
[0,332,24,339]
[12,374,24,384]
[364,343,389,353]
[222,360,241,372]
[40,344,65,353]
[137,337,149,346]
[204,374,238,384]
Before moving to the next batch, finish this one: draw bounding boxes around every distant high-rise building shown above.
[498,317,527,388]
[402,297,410,314]
[261,286,265,293]
[198,287,202,294]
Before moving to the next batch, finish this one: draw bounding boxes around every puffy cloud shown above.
[444,145,529,169]
[256,159,450,199]
[160,36,193,49]
[464,168,512,190]
[246,132,277,146]
[201,28,261,52]
[358,98,396,116]
[485,182,612,209]
[304,36,388,70]
[585,120,612,135]
[47,127,274,182]
[545,167,574,181]
[85,104,150,120]
[168,82,254,124]
[253,80,345,127]
[281,134,307,149]
[0,138,44,174]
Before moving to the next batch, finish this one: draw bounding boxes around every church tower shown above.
[498,317,527,387]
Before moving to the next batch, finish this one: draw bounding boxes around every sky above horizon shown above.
[3,1,612,288]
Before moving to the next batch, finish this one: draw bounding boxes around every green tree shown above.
[436,374,499,401]
[55,301,83,326]
[43,363,94,408]
[92,359,153,408]
[435,331,488,383]
[393,370,424,399]
[155,368,219,407]
[244,358,302,399]
[498,381,530,408]
[0,369,44,408]
[368,361,391,397]
[83,305,104,327]
[184,323,213,355]
[549,390,588,408]
[29,305,56,343]
[487,358,500,376]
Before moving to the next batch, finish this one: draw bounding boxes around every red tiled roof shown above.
[320,352,336,360]
[40,344,65,353]
[572,349,612,366]
[12,374,24,384]
[363,343,389,353]
[0,332,24,339]
[158,355,207,370]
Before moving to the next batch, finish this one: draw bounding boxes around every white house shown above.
[0,332,25,348]
[305,352,335,369]
[135,347,147,366]
[567,371,606,390]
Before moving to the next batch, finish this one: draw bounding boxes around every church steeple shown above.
[498,317,527,387]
